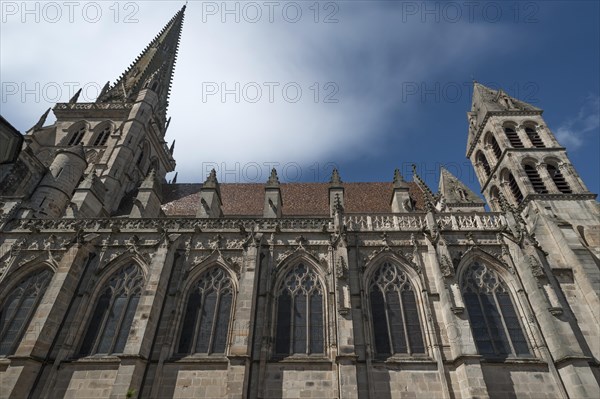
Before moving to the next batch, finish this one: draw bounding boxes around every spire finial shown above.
[266,168,280,187]
[204,169,218,184]
[393,168,409,189]
[330,168,342,186]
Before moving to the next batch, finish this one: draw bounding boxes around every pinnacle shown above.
[330,168,343,186]
[393,168,409,189]
[266,168,280,187]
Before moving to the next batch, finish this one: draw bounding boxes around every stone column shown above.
[227,235,262,398]
[5,240,94,399]
[423,213,489,399]
[515,124,532,148]
[109,235,180,399]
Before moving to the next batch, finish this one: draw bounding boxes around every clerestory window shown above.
[369,262,425,358]
[177,267,233,355]
[275,264,324,356]
[0,269,52,356]
[78,264,143,356]
[462,262,530,358]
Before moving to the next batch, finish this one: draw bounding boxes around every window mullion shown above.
[109,292,131,354]
[289,292,295,355]
[92,291,116,354]
[191,290,204,354]
[382,288,394,354]
[398,288,411,355]
[208,290,222,354]
[306,291,311,355]
[494,292,516,356]
[476,292,498,356]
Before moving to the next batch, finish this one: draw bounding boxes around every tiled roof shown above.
[161,182,425,216]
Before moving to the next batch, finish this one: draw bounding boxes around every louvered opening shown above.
[477,152,491,177]
[547,165,572,194]
[504,127,524,148]
[491,137,502,159]
[508,173,523,203]
[524,165,548,194]
[525,127,545,148]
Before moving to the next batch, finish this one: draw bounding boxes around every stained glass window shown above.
[0,269,52,356]
[275,264,324,356]
[369,262,424,358]
[177,267,233,355]
[79,264,143,356]
[462,262,530,358]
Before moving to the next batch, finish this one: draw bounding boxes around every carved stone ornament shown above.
[336,256,348,279]
[439,254,455,278]
[528,254,545,278]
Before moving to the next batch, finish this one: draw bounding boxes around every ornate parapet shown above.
[342,213,506,232]
[5,217,334,234]
[344,214,426,232]
[434,212,506,231]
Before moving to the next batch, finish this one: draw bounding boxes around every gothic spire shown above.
[467,81,543,157]
[97,5,186,121]
[438,167,484,205]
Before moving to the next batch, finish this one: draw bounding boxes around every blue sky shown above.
[1,1,598,196]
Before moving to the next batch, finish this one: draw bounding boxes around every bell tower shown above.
[467,83,600,345]
[466,82,595,213]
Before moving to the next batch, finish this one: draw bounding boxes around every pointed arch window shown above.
[524,164,548,194]
[177,267,233,355]
[507,173,523,204]
[547,164,572,194]
[490,136,502,160]
[525,127,545,148]
[275,263,324,356]
[485,133,502,161]
[369,262,425,358]
[78,264,143,356]
[67,125,86,146]
[476,151,491,178]
[93,125,111,146]
[0,269,52,356]
[504,126,524,148]
[462,262,530,358]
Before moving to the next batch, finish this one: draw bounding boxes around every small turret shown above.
[263,168,282,218]
[131,168,163,218]
[391,169,413,212]
[25,144,87,218]
[196,169,223,218]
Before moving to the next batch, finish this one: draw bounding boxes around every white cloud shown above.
[555,95,600,149]
[0,2,514,182]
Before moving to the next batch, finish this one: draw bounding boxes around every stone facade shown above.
[0,6,598,399]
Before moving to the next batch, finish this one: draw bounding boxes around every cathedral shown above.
[1,5,599,399]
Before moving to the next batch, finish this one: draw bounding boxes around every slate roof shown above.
[161,182,426,217]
